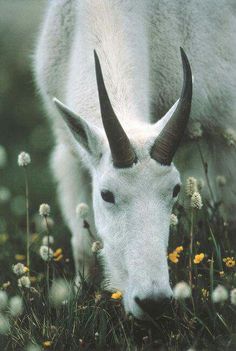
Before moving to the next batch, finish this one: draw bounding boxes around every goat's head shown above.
[54,48,192,319]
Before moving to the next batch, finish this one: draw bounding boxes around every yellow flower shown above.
[15,254,26,261]
[54,254,63,262]
[219,271,225,277]
[53,248,63,258]
[168,252,179,263]
[111,291,123,300]
[23,266,29,273]
[223,257,235,268]
[175,246,183,253]
[193,253,205,264]
[43,340,52,348]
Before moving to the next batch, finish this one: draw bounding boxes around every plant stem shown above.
[24,167,30,272]
[197,142,215,203]
[189,208,194,288]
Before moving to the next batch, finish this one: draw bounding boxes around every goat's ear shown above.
[53,98,104,163]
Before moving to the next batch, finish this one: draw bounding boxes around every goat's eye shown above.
[101,190,115,204]
[173,184,181,198]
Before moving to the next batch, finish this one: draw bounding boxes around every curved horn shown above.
[94,50,137,168]
[151,48,193,165]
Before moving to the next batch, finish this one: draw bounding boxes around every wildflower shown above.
[223,127,236,146]
[14,254,26,261]
[168,251,179,263]
[201,288,209,301]
[0,314,10,334]
[42,235,54,246]
[12,263,28,276]
[0,291,8,310]
[175,246,183,253]
[191,192,203,209]
[185,177,198,197]
[53,248,62,257]
[2,281,10,290]
[193,253,205,264]
[219,271,225,277]
[223,257,235,268]
[95,291,102,304]
[18,276,31,288]
[39,245,54,261]
[17,151,31,167]
[43,340,52,348]
[170,214,178,226]
[212,285,228,303]
[0,187,11,204]
[9,296,23,317]
[76,203,89,219]
[173,281,191,300]
[188,121,203,140]
[39,203,50,217]
[53,248,63,262]
[50,279,70,306]
[26,343,42,351]
[0,145,7,168]
[216,175,226,187]
[91,241,103,253]
[111,291,123,300]
[230,288,236,305]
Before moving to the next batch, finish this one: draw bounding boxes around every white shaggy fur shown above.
[34,0,236,318]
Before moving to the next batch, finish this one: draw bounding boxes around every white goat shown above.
[34,0,236,319]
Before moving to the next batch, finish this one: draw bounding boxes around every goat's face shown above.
[54,48,192,319]
[92,131,181,318]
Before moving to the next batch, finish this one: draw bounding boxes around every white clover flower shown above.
[230,288,236,305]
[39,245,54,261]
[18,152,31,167]
[18,276,31,289]
[9,296,23,317]
[185,177,198,197]
[216,175,226,187]
[42,235,54,246]
[12,263,28,276]
[0,314,10,335]
[188,121,203,140]
[173,281,191,300]
[170,214,178,226]
[25,344,42,351]
[191,192,203,210]
[0,187,11,204]
[0,291,8,311]
[223,128,236,146]
[39,203,50,217]
[212,285,228,303]
[91,241,103,253]
[0,145,7,169]
[76,203,89,219]
[50,279,70,306]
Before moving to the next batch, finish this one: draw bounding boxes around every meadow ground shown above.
[0,155,235,350]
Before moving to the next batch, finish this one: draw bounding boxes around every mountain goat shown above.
[34,0,236,319]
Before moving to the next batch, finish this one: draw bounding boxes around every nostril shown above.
[135,296,172,318]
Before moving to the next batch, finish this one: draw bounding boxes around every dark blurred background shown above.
[0,1,72,280]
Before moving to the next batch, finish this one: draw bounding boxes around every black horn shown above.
[94,50,137,168]
[151,48,193,165]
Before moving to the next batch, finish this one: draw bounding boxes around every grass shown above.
[0,158,236,351]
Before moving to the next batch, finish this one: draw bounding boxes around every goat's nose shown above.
[135,295,172,318]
